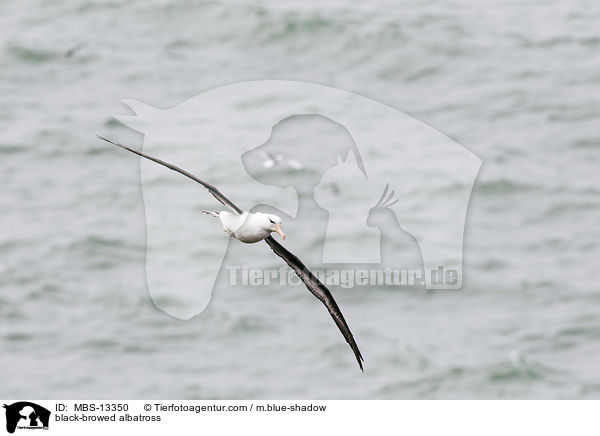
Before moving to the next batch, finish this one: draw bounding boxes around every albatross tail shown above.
[201,210,220,217]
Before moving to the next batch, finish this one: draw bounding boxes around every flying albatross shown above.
[96,135,364,371]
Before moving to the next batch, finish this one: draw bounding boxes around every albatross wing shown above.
[264,235,364,371]
[96,135,244,215]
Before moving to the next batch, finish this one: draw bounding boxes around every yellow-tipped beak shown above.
[275,223,285,240]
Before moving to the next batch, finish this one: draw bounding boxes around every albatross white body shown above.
[217,211,285,243]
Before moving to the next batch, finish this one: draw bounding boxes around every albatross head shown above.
[263,213,285,240]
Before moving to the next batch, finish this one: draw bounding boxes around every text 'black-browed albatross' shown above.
[97,135,364,371]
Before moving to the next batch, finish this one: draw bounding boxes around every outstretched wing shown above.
[96,135,244,215]
[264,235,364,371]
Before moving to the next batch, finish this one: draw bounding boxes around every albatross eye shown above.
[269,218,275,224]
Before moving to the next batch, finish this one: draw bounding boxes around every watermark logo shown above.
[3,402,50,434]
[111,80,481,319]
[227,266,458,289]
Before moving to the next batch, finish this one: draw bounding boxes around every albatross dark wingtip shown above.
[356,348,365,372]
[95,134,129,151]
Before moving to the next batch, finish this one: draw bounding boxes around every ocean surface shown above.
[1,0,600,399]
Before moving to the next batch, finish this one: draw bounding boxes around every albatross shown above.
[96,135,364,371]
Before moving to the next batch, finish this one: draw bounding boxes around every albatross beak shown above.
[275,223,286,240]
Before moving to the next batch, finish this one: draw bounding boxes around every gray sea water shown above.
[1,0,600,399]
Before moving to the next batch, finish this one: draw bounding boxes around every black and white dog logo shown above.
[3,402,50,434]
